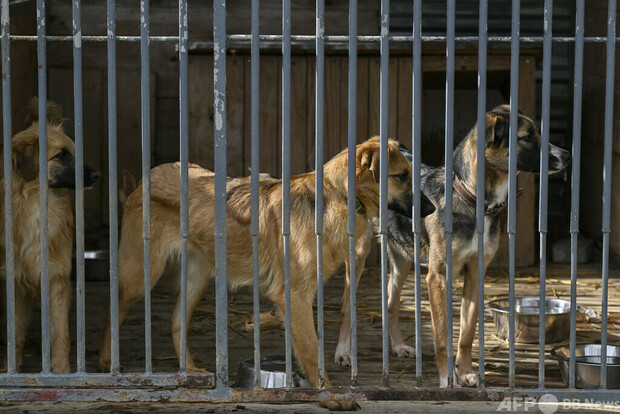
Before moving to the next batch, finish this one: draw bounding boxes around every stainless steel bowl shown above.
[234,355,310,388]
[551,344,620,389]
[486,297,571,344]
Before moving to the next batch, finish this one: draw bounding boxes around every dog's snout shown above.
[90,169,101,181]
[84,165,101,188]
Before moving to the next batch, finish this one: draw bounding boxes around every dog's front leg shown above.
[426,261,449,388]
[454,258,481,388]
[387,247,414,358]
[49,276,71,373]
[275,292,359,411]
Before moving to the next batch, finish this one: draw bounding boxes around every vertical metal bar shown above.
[412,0,423,386]
[443,0,455,389]
[476,0,488,388]
[600,0,616,390]
[379,0,390,388]
[36,0,51,375]
[569,0,585,390]
[538,0,553,389]
[107,0,120,375]
[178,0,189,374]
[315,0,326,389]
[213,0,228,388]
[282,0,293,388]
[140,0,152,375]
[73,0,86,374]
[507,0,520,390]
[1,0,15,374]
[250,0,261,389]
[347,0,359,387]
[539,0,553,390]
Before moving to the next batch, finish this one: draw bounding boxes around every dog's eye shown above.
[51,147,72,162]
[392,171,409,183]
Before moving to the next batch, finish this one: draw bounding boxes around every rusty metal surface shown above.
[0,373,214,389]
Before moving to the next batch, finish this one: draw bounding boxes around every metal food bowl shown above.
[551,344,620,389]
[234,355,310,388]
[486,297,571,344]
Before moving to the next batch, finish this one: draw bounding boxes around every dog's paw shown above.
[392,343,415,359]
[334,343,351,367]
[456,371,479,388]
[320,400,360,411]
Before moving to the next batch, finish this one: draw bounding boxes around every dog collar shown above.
[453,173,524,216]
[333,185,367,216]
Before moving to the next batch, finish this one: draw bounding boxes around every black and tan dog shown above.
[335,105,571,387]
[98,136,415,410]
[0,98,100,372]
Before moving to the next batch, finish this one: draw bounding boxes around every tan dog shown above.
[98,137,413,410]
[0,98,100,373]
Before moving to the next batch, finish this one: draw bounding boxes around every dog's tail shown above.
[120,169,137,207]
[24,97,65,128]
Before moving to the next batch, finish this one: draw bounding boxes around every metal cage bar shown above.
[347,0,359,387]
[213,0,228,388]
[107,0,120,375]
[379,0,390,388]
[476,0,488,388]
[600,0,616,390]
[281,0,293,389]
[569,0,585,390]
[36,0,51,375]
[72,0,86,374]
[507,0,520,390]
[140,0,153,375]
[315,0,326,389]
[250,0,261,389]
[443,0,455,389]
[1,0,15,375]
[538,0,553,390]
[412,0,423,386]
[178,0,189,374]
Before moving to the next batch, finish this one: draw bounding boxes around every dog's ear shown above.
[485,112,509,148]
[24,97,66,130]
[12,140,39,182]
[360,146,381,183]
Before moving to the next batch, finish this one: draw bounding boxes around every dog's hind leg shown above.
[49,275,71,373]
[454,258,482,388]
[171,254,211,373]
[387,244,414,358]
[335,226,372,367]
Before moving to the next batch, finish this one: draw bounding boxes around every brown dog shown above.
[97,137,413,410]
[0,98,100,373]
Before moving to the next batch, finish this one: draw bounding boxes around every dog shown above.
[0,98,100,373]
[97,136,414,410]
[336,105,570,386]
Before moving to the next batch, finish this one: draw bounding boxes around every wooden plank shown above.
[306,56,316,173]
[368,57,381,139]
[324,57,343,161]
[397,57,413,145]
[188,55,214,170]
[356,57,370,143]
[389,57,399,139]
[227,55,246,178]
[291,56,308,175]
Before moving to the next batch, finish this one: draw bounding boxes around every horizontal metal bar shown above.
[10,35,179,41]
[0,373,214,388]
[0,386,619,404]
[8,34,619,44]
[224,34,615,43]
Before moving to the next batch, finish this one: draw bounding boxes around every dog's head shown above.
[355,136,434,219]
[394,142,435,218]
[483,104,571,174]
[11,98,100,189]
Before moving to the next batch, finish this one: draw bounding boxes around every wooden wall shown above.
[582,0,620,261]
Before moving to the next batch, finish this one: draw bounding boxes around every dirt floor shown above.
[10,261,620,392]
